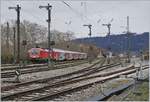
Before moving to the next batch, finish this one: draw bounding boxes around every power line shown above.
[61,1,88,21]
[81,2,87,18]
[9,1,47,26]
[21,9,45,25]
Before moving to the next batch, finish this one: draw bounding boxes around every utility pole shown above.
[102,18,113,64]
[6,22,10,54]
[39,3,52,67]
[127,16,131,63]
[83,24,92,37]
[102,23,111,50]
[6,22,10,63]
[13,27,16,64]
[102,18,113,36]
[102,23,111,36]
[83,24,92,63]
[9,5,21,64]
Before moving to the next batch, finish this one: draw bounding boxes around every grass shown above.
[107,79,130,89]
[123,81,149,101]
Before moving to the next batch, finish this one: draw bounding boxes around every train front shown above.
[27,48,42,62]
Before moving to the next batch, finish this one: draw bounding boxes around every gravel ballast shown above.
[1,59,101,87]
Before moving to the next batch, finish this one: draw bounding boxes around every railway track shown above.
[1,60,87,67]
[1,58,105,91]
[1,58,124,101]
[1,59,87,71]
[2,63,149,101]
[29,65,149,101]
[1,60,88,78]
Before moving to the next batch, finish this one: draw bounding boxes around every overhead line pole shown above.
[9,5,21,64]
[6,22,10,63]
[102,19,113,64]
[6,22,10,53]
[83,24,92,37]
[13,27,16,64]
[39,3,52,67]
[83,24,92,63]
[102,23,111,36]
[102,23,111,53]
[127,16,129,33]
[127,16,131,63]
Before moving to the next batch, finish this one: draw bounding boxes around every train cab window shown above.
[31,49,40,55]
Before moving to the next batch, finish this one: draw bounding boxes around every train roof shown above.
[29,48,87,54]
[53,48,86,54]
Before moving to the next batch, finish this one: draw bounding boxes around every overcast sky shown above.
[1,0,150,38]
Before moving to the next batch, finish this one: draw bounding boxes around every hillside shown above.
[74,32,149,53]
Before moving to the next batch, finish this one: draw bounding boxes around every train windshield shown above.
[31,49,40,55]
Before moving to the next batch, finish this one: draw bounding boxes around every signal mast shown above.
[102,18,113,36]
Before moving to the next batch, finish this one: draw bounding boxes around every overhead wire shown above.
[61,1,91,22]
[7,1,99,37]
[81,2,87,19]
[7,1,42,25]
[61,1,82,18]
[21,9,46,26]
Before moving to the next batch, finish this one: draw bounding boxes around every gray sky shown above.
[1,0,150,38]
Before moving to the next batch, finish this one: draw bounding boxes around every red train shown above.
[28,48,87,62]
